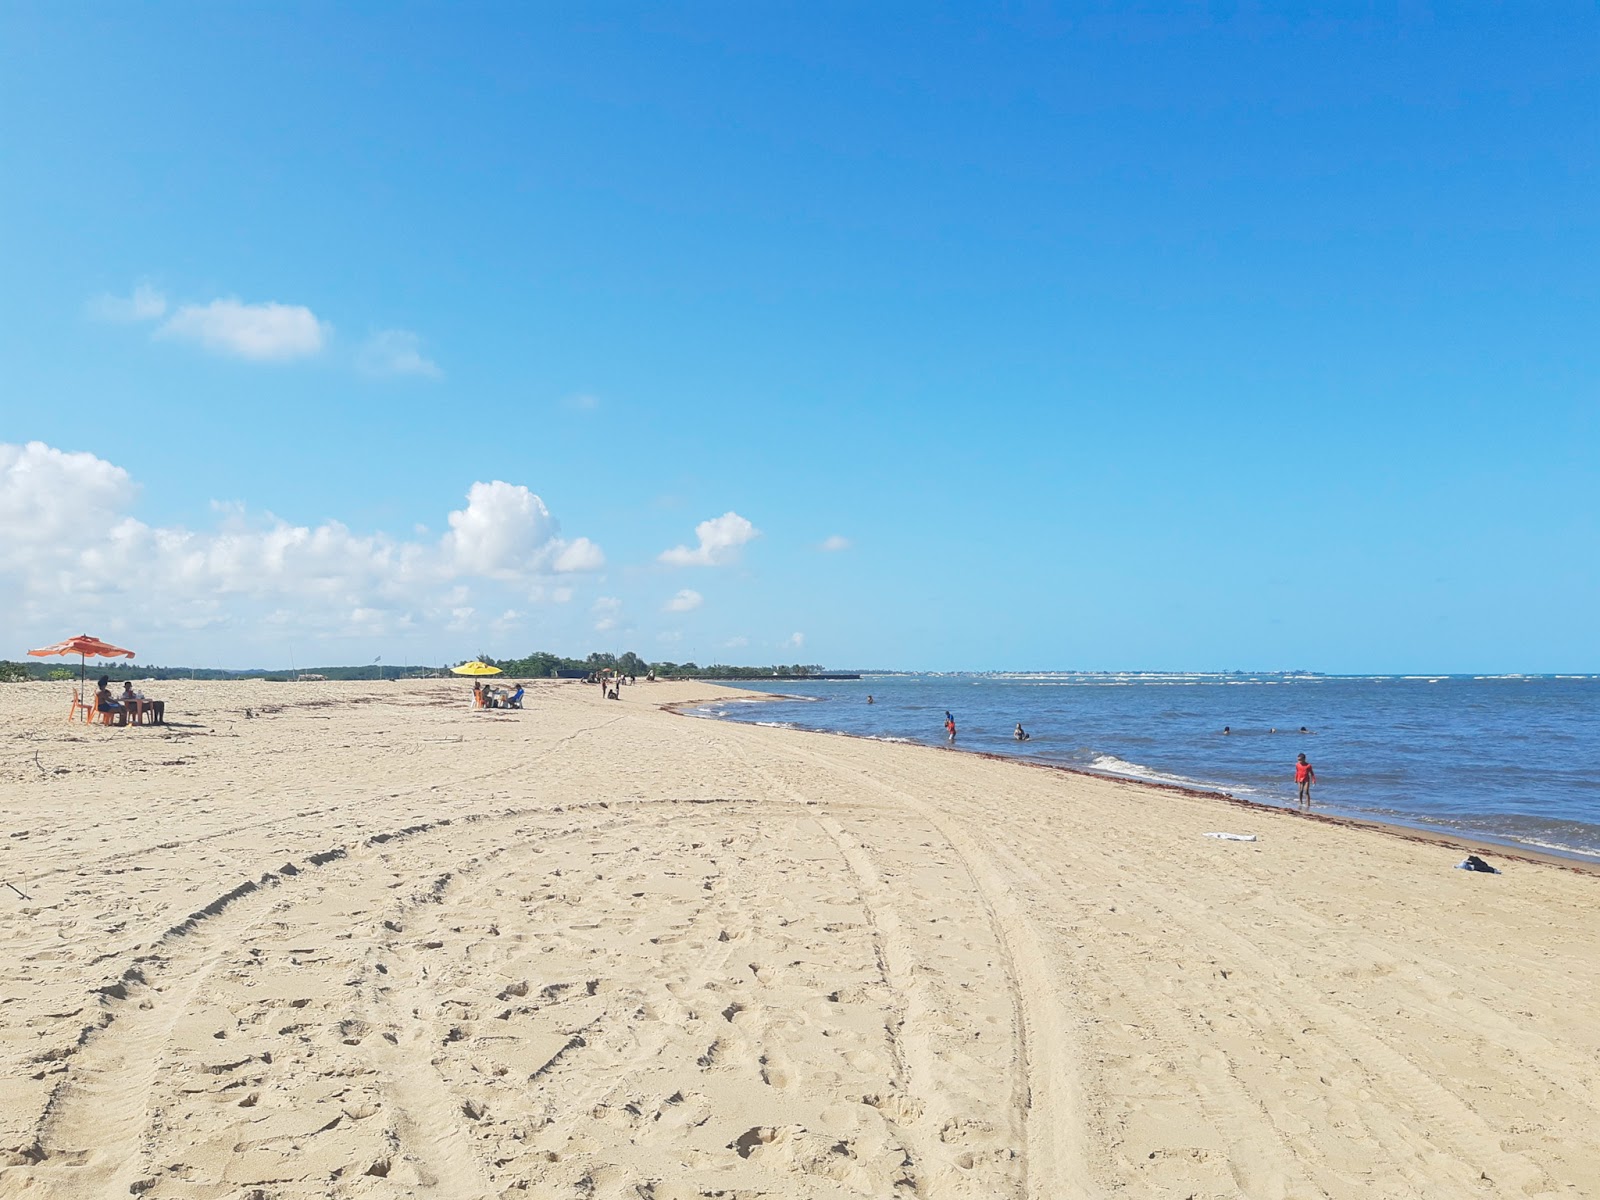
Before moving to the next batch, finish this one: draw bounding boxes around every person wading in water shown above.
[1295,753,1316,809]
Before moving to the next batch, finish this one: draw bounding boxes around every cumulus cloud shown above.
[0,441,605,658]
[0,441,138,546]
[664,589,703,613]
[358,329,442,378]
[724,635,749,649]
[819,535,851,552]
[445,482,556,575]
[88,284,167,323]
[157,298,329,361]
[443,482,604,577]
[787,632,806,648]
[659,511,760,567]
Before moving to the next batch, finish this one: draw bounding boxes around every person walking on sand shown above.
[1295,753,1316,809]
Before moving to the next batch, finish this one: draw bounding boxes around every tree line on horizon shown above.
[476,650,826,680]
[0,652,828,683]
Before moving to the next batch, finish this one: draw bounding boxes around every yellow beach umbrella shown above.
[450,660,502,676]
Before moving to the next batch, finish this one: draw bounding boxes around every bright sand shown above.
[1,679,1596,1200]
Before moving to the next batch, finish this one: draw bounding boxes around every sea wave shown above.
[1084,754,1233,794]
[1504,836,1600,859]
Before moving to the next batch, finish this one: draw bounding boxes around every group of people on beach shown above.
[92,676,165,725]
[472,680,524,709]
[590,671,636,700]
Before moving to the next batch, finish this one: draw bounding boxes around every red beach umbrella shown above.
[28,634,136,694]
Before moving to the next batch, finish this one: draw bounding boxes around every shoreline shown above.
[672,687,1600,875]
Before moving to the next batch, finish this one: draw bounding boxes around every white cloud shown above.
[552,537,605,573]
[0,441,608,661]
[664,588,703,613]
[657,631,683,644]
[443,482,603,577]
[563,393,601,411]
[819,535,852,552]
[659,511,760,567]
[552,586,574,604]
[158,298,329,361]
[445,481,554,575]
[723,635,749,649]
[88,284,167,323]
[0,441,138,546]
[358,329,441,378]
[787,632,806,649]
[591,595,620,632]
[92,284,447,378]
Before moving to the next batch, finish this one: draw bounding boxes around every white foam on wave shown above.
[1501,836,1600,860]
[1084,754,1232,794]
[753,720,797,729]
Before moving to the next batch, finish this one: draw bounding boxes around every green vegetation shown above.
[480,651,826,680]
[1,652,829,682]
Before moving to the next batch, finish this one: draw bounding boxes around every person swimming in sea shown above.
[1222,726,1231,735]
[867,695,874,704]
[1014,723,1030,741]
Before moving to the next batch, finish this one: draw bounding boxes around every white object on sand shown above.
[1205,832,1258,842]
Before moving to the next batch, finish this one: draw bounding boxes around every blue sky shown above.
[2,3,1595,672]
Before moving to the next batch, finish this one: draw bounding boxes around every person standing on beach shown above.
[1295,753,1316,808]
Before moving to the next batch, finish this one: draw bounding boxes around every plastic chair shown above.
[89,693,125,727]
[68,688,90,723]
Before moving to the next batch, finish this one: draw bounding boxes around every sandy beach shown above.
[1,678,1595,1200]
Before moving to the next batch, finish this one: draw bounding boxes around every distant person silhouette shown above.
[945,715,956,743]
[1014,723,1030,741]
[1222,726,1231,735]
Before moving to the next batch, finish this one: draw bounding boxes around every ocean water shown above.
[690,673,1600,862]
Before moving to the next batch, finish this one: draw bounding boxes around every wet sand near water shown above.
[1,678,1596,1198]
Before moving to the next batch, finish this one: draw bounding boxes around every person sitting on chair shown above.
[507,684,525,709]
[95,675,127,725]
[120,681,146,723]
